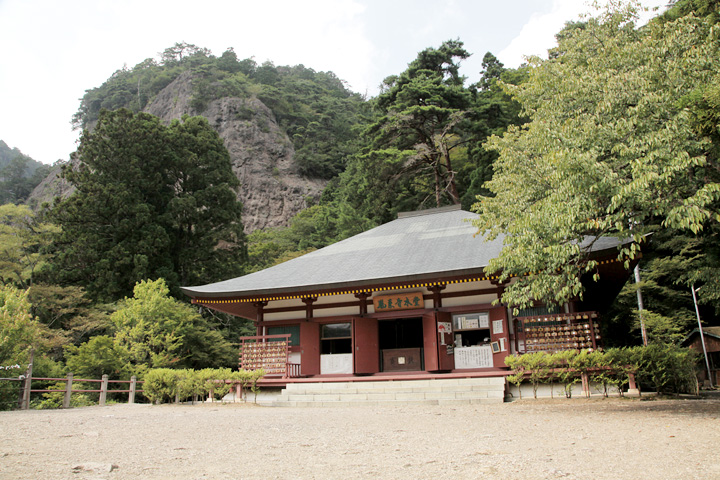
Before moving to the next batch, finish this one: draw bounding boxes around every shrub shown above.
[504,355,526,399]
[143,368,184,404]
[629,344,700,395]
[550,350,580,398]
[34,382,94,409]
[197,368,233,402]
[143,367,266,404]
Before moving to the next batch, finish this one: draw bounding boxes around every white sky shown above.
[0,0,669,165]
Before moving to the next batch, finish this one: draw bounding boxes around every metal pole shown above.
[691,284,713,386]
[634,264,648,346]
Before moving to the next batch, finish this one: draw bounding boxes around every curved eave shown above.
[181,265,490,301]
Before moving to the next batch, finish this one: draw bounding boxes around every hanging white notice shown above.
[320,353,353,374]
[454,345,493,369]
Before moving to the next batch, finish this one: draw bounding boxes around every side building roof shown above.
[181,205,625,301]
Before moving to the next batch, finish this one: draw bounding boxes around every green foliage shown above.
[163,115,246,288]
[604,226,717,346]
[0,285,46,410]
[49,109,245,301]
[111,279,236,372]
[0,140,50,204]
[142,367,266,404]
[0,379,20,411]
[64,335,129,379]
[0,204,58,289]
[629,344,700,394]
[72,42,213,129]
[303,44,526,239]
[472,2,720,311]
[586,350,613,397]
[504,344,701,399]
[34,381,94,410]
[197,367,233,401]
[45,278,238,385]
[524,351,552,399]
[73,45,365,182]
[460,57,528,208]
[28,283,113,354]
[552,350,581,398]
[369,40,472,207]
[0,285,40,366]
[245,202,376,272]
[256,64,366,179]
[143,368,188,404]
[504,355,526,399]
[51,109,175,300]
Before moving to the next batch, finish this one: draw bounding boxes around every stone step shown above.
[274,398,505,407]
[279,384,505,396]
[283,377,504,394]
[271,377,507,407]
[278,390,504,402]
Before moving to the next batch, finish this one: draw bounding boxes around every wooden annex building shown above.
[182,206,632,400]
[683,327,720,386]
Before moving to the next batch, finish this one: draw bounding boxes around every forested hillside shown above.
[29,44,367,232]
[72,44,366,181]
[0,141,50,204]
[2,0,718,410]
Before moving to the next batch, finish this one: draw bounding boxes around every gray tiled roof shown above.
[181,205,624,299]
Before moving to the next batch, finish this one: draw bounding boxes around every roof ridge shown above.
[397,204,463,219]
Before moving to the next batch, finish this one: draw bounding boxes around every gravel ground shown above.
[1,397,719,480]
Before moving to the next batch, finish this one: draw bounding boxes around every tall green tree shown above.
[459,53,527,207]
[472,1,720,311]
[50,109,245,301]
[164,115,246,287]
[110,279,235,372]
[368,40,474,207]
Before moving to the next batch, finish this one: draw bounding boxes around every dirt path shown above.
[1,398,719,480]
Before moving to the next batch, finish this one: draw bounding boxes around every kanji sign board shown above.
[372,291,424,312]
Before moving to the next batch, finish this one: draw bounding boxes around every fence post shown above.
[128,376,136,404]
[627,371,640,396]
[17,376,26,410]
[63,373,74,409]
[21,350,34,410]
[99,374,109,406]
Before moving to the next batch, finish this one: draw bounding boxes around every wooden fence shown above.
[1,372,144,410]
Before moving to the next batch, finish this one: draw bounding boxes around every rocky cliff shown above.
[29,71,327,232]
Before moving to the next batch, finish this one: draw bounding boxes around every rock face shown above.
[30,71,327,232]
[26,162,73,208]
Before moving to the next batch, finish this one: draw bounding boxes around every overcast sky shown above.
[0,0,669,165]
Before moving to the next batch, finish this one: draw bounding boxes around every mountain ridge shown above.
[27,47,364,232]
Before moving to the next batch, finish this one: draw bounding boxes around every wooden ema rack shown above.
[239,334,292,376]
[516,312,601,353]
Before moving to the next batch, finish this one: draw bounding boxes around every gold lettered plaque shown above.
[372,291,424,312]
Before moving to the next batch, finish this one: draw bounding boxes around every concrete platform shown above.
[270,376,507,407]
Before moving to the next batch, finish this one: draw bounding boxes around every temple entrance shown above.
[379,317,424,372]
